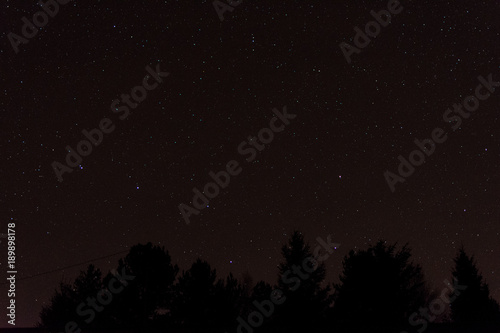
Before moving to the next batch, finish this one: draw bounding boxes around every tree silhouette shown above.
[331,240,428,332]
[73,264,103,299]
[103,242,179,331]
[38,244,178,332]
[170,258,217,331]
[251,280,273,301]
[241,270,254,298]
[38,281,78,330]
[169,258,246,332]
[214,273,246,332]
[39,234,500,333]
[272,231,332,333]
[38,265,103,330]
[450,246,500,326]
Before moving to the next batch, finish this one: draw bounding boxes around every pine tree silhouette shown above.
[450,246,500,327]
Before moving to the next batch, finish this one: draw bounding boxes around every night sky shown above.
[1,0,500,327]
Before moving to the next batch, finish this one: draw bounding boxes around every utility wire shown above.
[0,249,130,285]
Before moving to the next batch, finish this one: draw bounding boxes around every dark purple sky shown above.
[1,0,499,327]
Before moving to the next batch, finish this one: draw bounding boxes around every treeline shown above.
[38,231,500,333]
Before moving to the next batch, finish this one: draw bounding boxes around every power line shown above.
[1,249,130,285]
